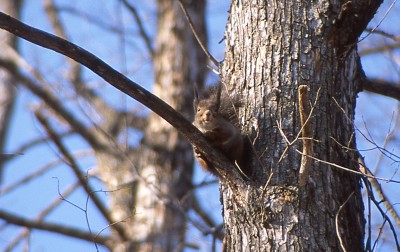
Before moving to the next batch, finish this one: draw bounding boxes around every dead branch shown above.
[298,85,313,186]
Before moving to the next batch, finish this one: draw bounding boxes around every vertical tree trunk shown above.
[220,1,381,251]
[125,1,207,251]
[0,0,22,184]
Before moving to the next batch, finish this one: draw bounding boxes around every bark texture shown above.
[220,0,381,251]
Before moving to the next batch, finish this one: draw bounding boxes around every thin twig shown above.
[122,0,154,57]
[360,175,400,251]
[359,157,400,228]
[295,149,400,183]
[359,0,398,42]
[335,191,354,252]
[5,181,82,251]
[178,0,219,68]
[363,28,400,41]
[277,87,320,165]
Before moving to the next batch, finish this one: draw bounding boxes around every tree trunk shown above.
[220,0,381,251]
[0,0,22,184]
[127,1,207,251]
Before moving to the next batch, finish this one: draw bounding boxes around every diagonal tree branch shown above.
[332,0,383,49]
[362,78,400,101]
[0,11,246,186]
[0,209,110,246]
[44,0,120,131]
[0,58,107,151]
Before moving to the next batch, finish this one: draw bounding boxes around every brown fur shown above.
[193,86,243,175]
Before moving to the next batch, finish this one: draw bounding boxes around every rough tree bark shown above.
[220,0,382,251]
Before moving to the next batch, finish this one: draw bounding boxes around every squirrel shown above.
[192,84,245,176]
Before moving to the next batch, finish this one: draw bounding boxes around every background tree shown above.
[0,0,211,251]
[0,0,21,184]
[0,0,399,251]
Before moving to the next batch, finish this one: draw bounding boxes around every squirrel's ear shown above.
[193,86,199,109]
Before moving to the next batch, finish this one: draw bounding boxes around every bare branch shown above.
[358,0,398,43]
[0,209,110,246]
[0,12,246,186]
[362,78,400,101]
[35,112,129,241]
[192,195,224,240]
[297,149,400,183]
[44,0,119,127]
[0,58,106,151]
[359,42,400,56]
[360,172,400,251]
[364,28,400,41]
[2,130,73,162]
[1,159,56,195]
[331,0,383,50]
[359,157,400,228]
[5,181,80,251]
[44,0,83,83]
[121,0,154,57]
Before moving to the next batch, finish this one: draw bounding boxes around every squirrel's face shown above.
[195,102,218,131]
